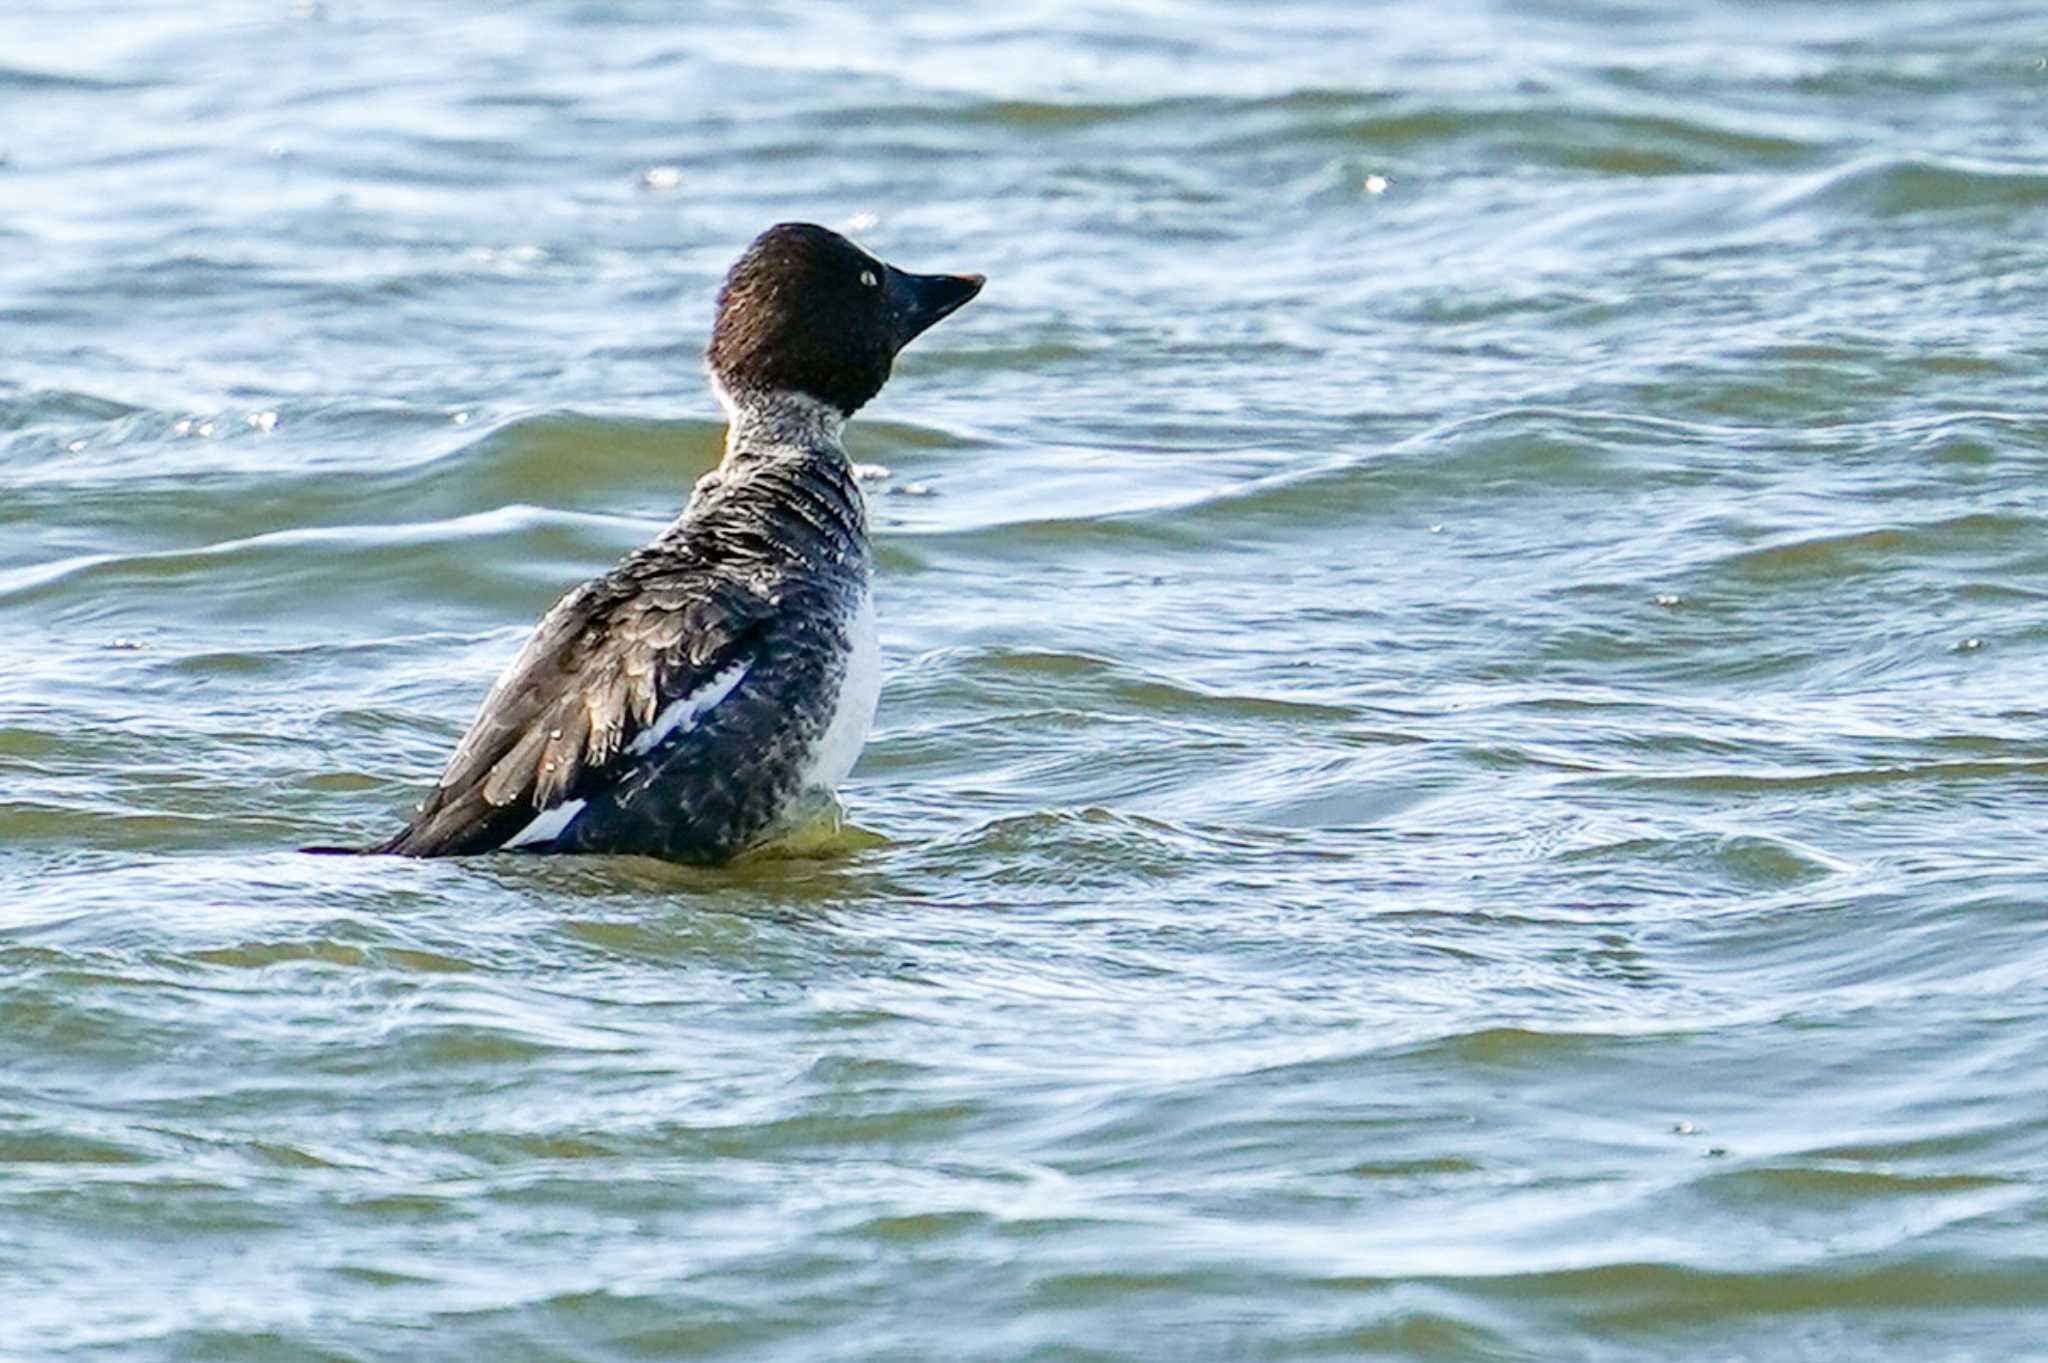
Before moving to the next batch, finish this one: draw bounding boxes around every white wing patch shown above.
[624,661,751,758]
[502,798,587,849]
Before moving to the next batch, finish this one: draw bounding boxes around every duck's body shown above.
[381,394,878,861]
[358,223,981,863]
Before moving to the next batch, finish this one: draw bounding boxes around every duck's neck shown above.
[713,380,847,464]
[682,378,869,562]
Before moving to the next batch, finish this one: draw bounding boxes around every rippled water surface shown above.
[6,2,2048,1358]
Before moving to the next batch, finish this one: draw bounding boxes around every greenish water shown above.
[5,2,2048,1359]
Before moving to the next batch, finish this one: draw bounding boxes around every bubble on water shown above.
[640,165,683,191]
[1654,593,1681,606]
[452,411,471,425]
[247,411,279,433]
[1363,173,1390,195]
[1955,637,1984,652]
[1427,524,1444,534]
[171,418,192,436]
[195,421,215,438]
[468,245,546,269]
[1672,1120,1697,1135]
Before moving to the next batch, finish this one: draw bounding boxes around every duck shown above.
[359,222,982,861]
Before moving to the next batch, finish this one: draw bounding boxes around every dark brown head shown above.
[706,222,984,417]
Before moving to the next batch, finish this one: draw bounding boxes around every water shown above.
[5,1,2047,1357]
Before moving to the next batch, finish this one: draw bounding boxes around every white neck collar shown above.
[711,378,847,461]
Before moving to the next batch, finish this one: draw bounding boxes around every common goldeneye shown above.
[361,222,982,861]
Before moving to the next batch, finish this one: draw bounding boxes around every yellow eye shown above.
[859,269,878,288]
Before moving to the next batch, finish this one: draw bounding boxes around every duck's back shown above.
[382,446,873,863]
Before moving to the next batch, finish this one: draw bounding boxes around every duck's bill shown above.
[884,267,985,350]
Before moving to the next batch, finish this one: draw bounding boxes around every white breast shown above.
[802,589,880,795]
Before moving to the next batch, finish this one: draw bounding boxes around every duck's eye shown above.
[859,269,878,288]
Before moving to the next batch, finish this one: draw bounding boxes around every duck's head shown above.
[707,222,984,418]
